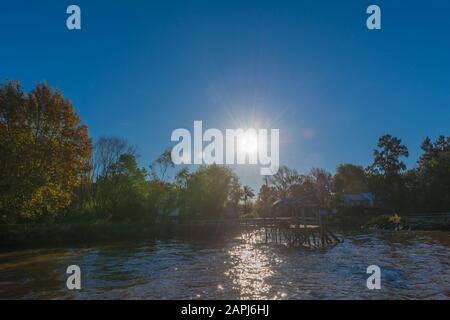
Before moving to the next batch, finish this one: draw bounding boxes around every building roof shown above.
[341,192,374,202]
[272,194,318,208]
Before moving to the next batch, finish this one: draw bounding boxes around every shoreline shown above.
[0,220,249,251]
[1,219,448,251]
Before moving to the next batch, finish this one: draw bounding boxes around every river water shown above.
[0,230,449,299]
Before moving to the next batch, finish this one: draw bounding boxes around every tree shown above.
[147,179,177,217]
[256,180,277,217]
[310,168,332,205]
[228,176,244,207]
[242,185,255,215]
[264,165,332,205]
[150,147,174,182]
[367,134,409,177]
[413,135,450,211]
[242,185,255,203]
[0,81,92,222]
[96,153,149,221]
[268,165,305,199]
[180,165,239,218]
[333,164,368,194]
[174,167,190,189]
[367,134,409,210]
[93,136,136,181]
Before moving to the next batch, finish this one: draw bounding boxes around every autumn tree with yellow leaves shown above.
[0,81,92,222]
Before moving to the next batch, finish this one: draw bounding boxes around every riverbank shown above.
[1,214,449,251]
[0,222,155,250]
[362,213,450,231]
[0,220,245,251]
[328,212,450,231]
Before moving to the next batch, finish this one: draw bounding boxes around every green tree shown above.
[256,180,277,217]
[367,134,409,210]
[268,165,305,199]
[368,134,409,177]
[228,176,244,208]
[150,148,174,182]
[333,164,368,194]
[147,179,178,217]
[414,135,450,211]
[96,154,149,221]
[180,165,239,218]
[265,165,332,205]
[242,185,255,215]
[174,167,190,189]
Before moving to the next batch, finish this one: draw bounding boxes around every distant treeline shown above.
[257,133,450,217]
[1,81,449,225]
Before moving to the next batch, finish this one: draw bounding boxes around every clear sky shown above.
[1,0,449,191]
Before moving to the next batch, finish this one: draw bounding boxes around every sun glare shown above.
[239,133,258,154]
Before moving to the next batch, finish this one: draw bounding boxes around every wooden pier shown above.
[239,215,340,248]
[173,196,341,248]
[243,196,341,248]
[177,216,340,248]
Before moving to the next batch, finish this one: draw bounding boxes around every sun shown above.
[239,133,258,154]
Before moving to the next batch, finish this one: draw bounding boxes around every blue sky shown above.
[1,0,449,191]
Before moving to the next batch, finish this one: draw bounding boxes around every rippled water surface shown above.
[0,230,449,299]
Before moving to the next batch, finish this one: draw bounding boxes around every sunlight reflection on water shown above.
[226,239,276,299]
